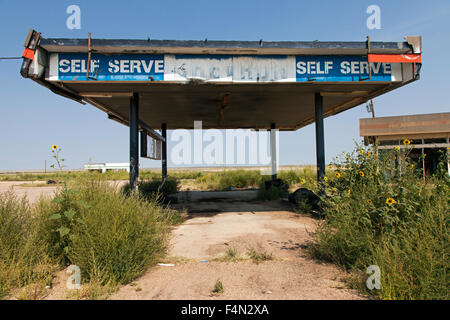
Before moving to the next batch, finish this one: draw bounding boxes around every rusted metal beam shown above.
[315,93,325,184]
[129,93,139,190]
[161,123,167,182]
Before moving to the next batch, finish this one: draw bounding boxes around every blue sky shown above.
[0,0,449,171]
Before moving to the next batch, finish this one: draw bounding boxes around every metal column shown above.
[161,123,167,183]
[447,138,449,175]
[129,93,139,190]
[421,139,426,181]
[270,123,277,180]
[315,93,325,183]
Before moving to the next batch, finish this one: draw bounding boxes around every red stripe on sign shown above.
[368,54,422,63]
[22,48,35,60]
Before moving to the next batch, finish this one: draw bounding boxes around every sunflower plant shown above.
[50,145,66,172]
[310,142,449,300]
[47,144,79,262]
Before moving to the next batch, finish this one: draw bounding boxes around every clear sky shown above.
[0,0,449,171]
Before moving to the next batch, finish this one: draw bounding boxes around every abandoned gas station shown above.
[20,30,423,188]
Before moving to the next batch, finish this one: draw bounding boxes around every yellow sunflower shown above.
[409,164,414,170]
[359,149,364,155]
[299,178,306,184]
[51,145,58,150]
[332,187,337,193]
[367,199,372,204]
[323,176,328,182]
[403,139,411,145]
[359,171,365,177]
[386,197,396,206]
[335,172,341,178]
[347,189,351,196]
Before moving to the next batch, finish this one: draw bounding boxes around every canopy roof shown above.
[22,33,422,130]
[360,112,450,141]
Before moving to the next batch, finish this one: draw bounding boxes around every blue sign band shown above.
[57,53,164,81]
[52,53,396,82]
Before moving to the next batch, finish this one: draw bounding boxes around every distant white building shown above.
[83,163,130,173]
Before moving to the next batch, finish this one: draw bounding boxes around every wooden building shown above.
[360,112,450,175]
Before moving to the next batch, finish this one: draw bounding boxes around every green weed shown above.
[247,247,273,264]
[310,143,449,299]
[211,279,224,295]
[0,191,56,299]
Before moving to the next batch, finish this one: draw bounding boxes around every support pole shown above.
[129,93,139,190]
[422,141,426,182]
[270,123,277,181]
[161,123,167,183]
[315,93,325,183]
[447,138,449,176]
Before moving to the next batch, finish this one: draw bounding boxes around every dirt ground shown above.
[0,180,129,203]
[112,200,366,300]
[0,181,58,202]
[1,181,365,300]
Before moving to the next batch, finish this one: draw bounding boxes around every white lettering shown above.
[371,63,381,74]
[141,60,154,73]
[59,59,70,73]
[361,61,369,74]
[71,59,81,73]
[80,60,87,73]
[325,61,333,74]
[108,60,119,73]
[351,61,359,74]
[341,61,350,74]
[91,60,99,72]
[296,61,306,74]
[120,60,130,73]
[307,61,316,74]
[316,61,324,74]
[130,60,142,73]
[155,60,164,73]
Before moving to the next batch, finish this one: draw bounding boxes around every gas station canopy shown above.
[21,31,422,131]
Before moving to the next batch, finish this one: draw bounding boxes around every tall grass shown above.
[1,168,317,193]
[122,179,179,203]
[1,177,182,299]
[0,191,56,299]
[0,169,202,182]
[36,179,178,287]
[194,169,264,190]
[310,144,449,299]
[279,168,314,186]
[193,168,317,191]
